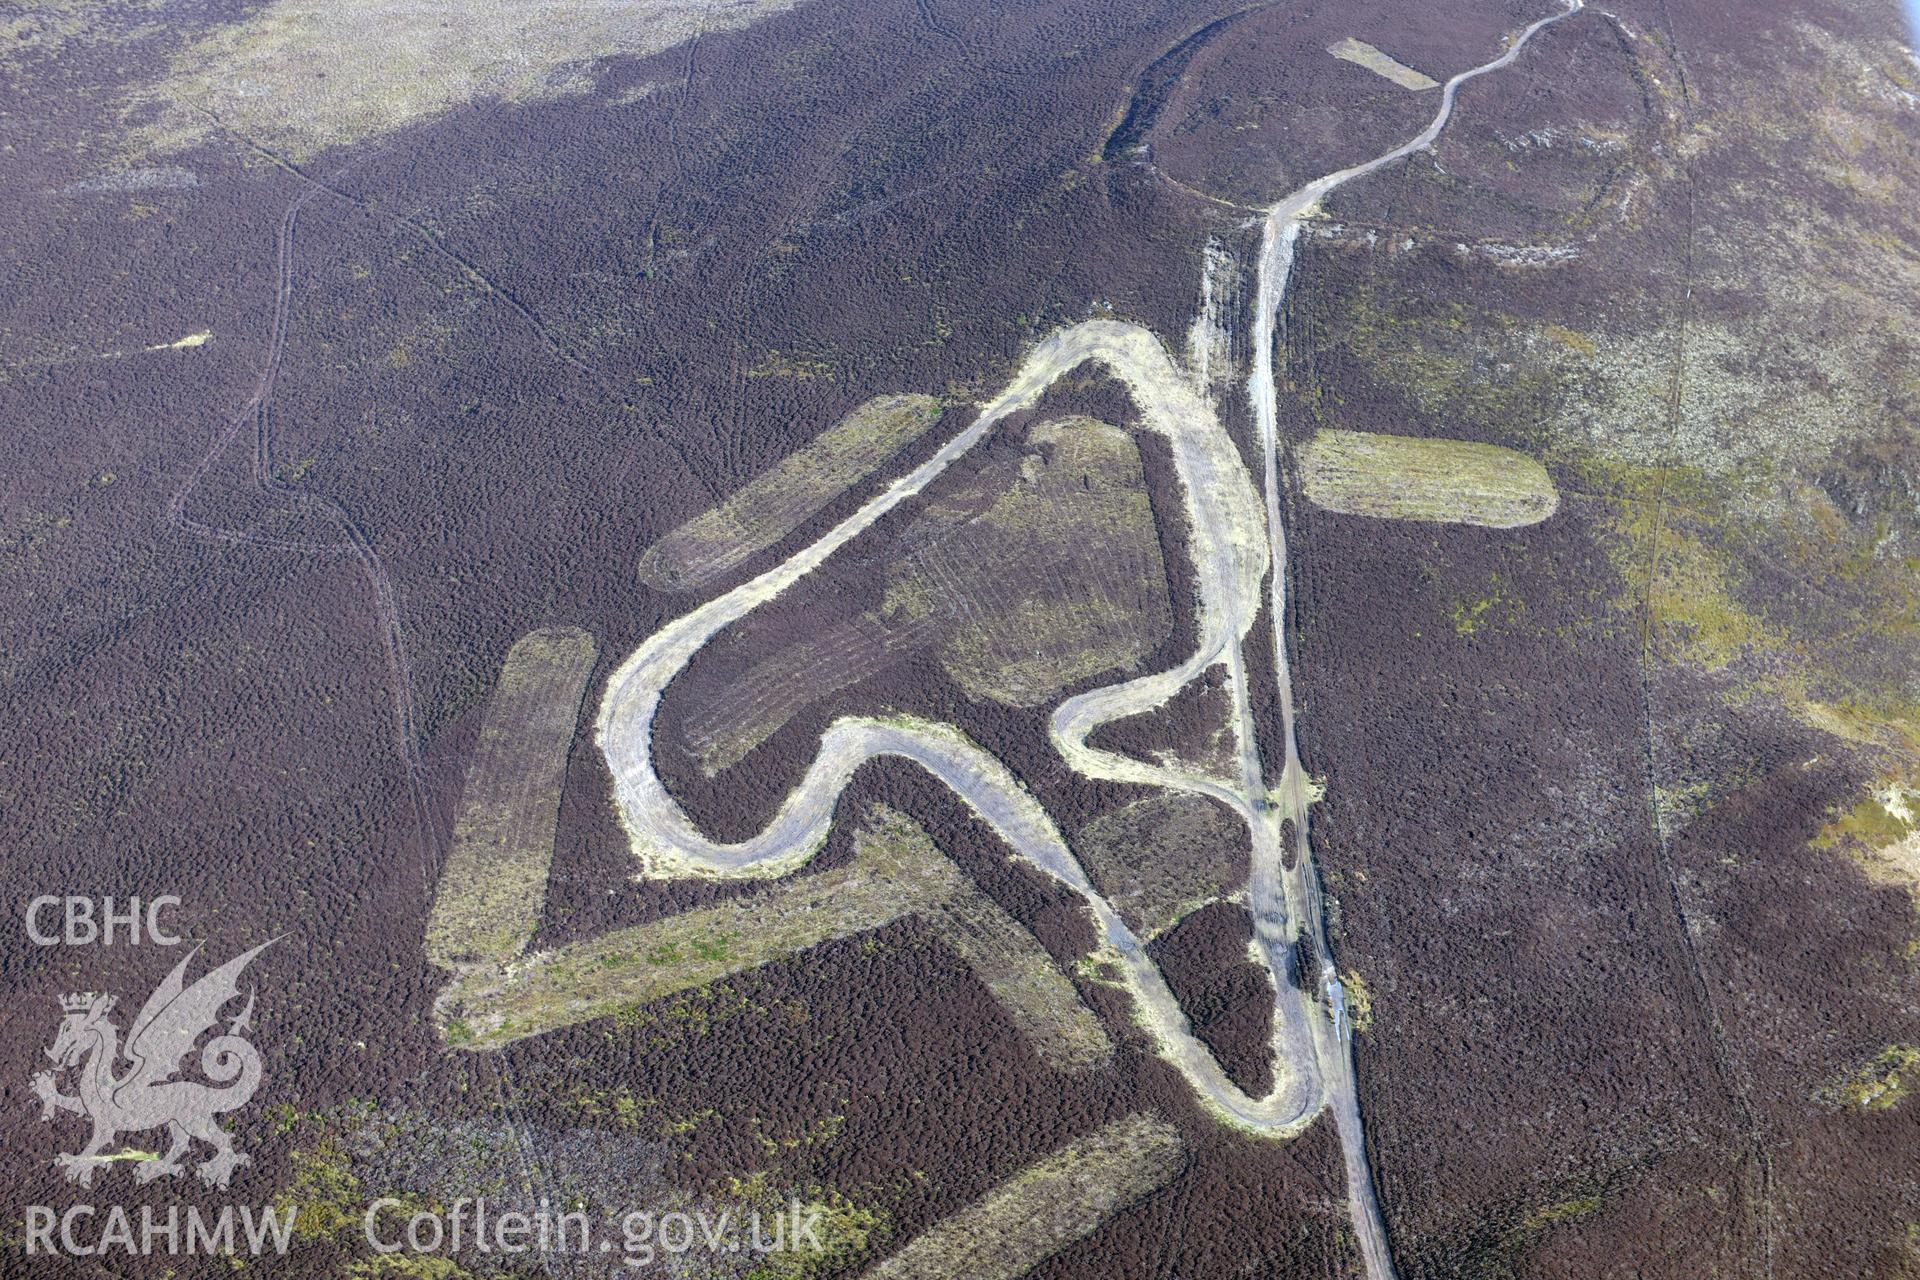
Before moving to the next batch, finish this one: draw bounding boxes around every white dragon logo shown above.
[31,942,271,1188]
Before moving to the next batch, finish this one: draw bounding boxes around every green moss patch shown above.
[1817,1045,1920,1111]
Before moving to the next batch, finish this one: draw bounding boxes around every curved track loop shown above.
[600,5,1582,1275]
[600,320,1326,1132]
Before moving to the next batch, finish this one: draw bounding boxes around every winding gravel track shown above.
[599,4,1583,1273]
[600,321,1325,1131]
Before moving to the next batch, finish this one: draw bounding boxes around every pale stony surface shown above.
[1328,37,1439,91]
[134,0,803,157]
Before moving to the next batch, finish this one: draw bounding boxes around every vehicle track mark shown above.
[1632,169,1776,1280]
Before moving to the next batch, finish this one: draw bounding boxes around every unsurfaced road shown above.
[598,5,1584,1274]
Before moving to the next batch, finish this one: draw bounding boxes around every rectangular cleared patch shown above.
[425,627,597,968]
[1297,429,1559,527]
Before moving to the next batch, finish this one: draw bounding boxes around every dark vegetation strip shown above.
[1100,5,1271,162]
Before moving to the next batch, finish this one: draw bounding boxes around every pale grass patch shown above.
[1296,429,1558,527]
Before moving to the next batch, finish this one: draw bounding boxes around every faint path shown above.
[1626,9,1775,1268]
[160,162,440,868]
[914,0,966,57]
[1633,163,1776,1280]
[164,116,600,1271]
[200,111,721,501]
